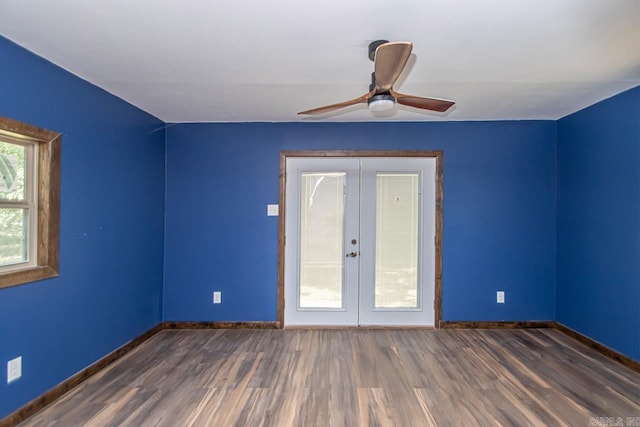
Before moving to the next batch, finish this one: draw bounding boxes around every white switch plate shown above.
[497,291,505,304]
[213,291,221,304]
[267,204,279,216]
[7,356,22,384]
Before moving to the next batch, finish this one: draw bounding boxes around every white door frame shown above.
[277,150,444,328]
[358,157,436,326]
[284,158,361,326]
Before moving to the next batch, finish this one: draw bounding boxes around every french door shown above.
[284,156,436,326]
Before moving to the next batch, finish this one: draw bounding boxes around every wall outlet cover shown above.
[213,291,222,304]
[497,291,505,303]
[267,204,279,216]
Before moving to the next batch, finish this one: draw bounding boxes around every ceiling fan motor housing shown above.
[368,40,389,61]
[368,94,395,112]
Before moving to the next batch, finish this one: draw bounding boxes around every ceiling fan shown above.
[298,40,455,116]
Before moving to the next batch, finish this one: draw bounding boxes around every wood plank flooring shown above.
[20,329,640,426]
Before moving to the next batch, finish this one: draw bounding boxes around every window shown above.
[0,116,60,288]
[0,138,37,270]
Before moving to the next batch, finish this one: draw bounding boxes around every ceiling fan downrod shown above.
[368,40,389,61]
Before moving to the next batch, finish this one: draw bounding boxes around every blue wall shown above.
[557,87,640,361]
[0,37,166,418]
[164,121,557,323]
[2,29,635,420]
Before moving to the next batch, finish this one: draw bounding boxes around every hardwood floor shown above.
[20,329,640,426]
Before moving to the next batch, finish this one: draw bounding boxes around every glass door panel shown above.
[284,158,360,326]
[359,157,436,326]
[299,173,345,308]
[375,173,419,308]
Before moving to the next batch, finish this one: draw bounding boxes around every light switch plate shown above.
[267,204,279,216]
[7,356,22,384]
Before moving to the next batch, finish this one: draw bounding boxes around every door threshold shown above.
[283,325,436,329]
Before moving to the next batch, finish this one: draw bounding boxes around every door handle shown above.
[346,251,358,258]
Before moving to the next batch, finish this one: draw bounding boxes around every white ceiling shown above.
[0,0,639,122]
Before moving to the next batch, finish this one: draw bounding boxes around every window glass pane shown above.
[375,173,419,308]
[0,208,28,266]
[299,173,345,308]
[0,141,26,201]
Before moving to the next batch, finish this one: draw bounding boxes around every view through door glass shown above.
[375,173,419,308]
[299,172,345,308]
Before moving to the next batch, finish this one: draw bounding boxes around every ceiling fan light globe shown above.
[368,94,395,112]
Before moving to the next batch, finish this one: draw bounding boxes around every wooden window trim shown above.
[0,116,60,289]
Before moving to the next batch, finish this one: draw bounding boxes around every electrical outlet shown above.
[213,291,222,304]
[267,204,279,216]
[7,356,22,384]
[497,291,505,304]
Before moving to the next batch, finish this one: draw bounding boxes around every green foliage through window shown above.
[0,208,27,265]
[0,141,29,267]
[0,141,25,200]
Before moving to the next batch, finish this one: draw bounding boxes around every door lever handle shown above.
[346,251,358,258]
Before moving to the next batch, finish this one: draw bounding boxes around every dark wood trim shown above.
[278,150,444,328]
[162,321,280,329]
[280,150,445,158]
[440,321,555,329]
[552,322,640,373]
[0,324,163,427]
[439,320,639,373]
[37,131,61,274]
[433,151,443,326]
[277,151,287,328]
[0,115,61,289]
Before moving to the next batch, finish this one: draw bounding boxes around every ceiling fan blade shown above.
[298,90,374,115]
[392,91,455,112]
[374,42,413,93]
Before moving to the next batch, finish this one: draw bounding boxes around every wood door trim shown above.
[278,150,444,328]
